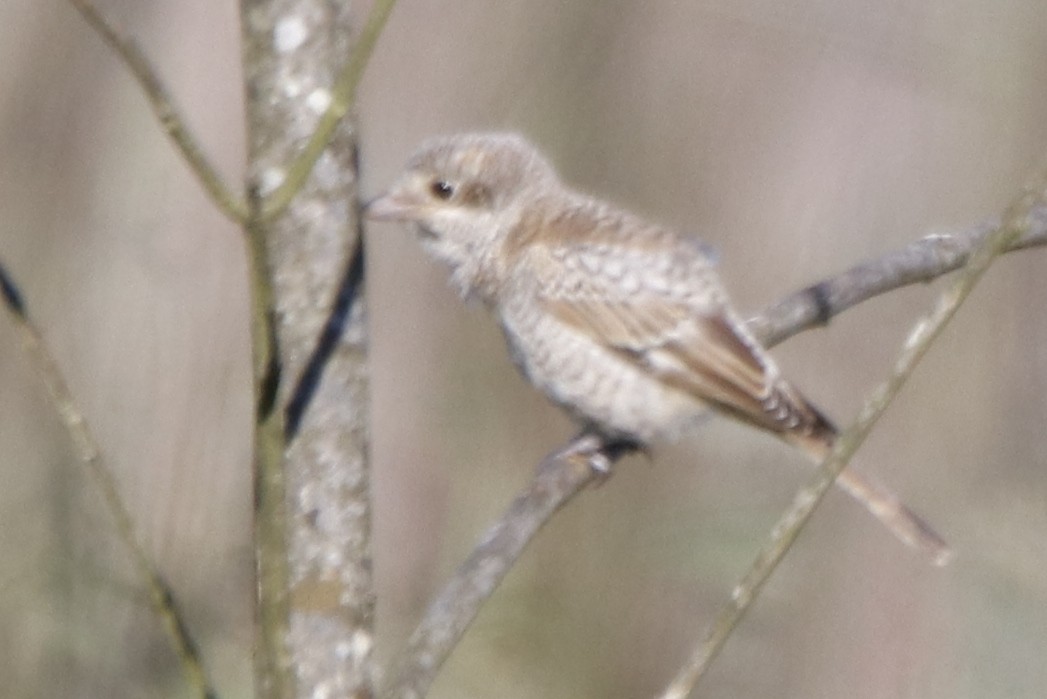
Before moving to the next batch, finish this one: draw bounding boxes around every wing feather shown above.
[519,210,827,439]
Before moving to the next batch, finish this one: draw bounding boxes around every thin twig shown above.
[0,261,218,699]
[67,0,248,222]
[258,0,399,222]
[243,211,293,699]
[659,172,1047,699]
[380,207,1047,699]
[749,203,1047,346]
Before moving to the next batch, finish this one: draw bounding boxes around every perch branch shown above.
[380,201,1047,699]
[68,0,247,222]
[0,262,217,699]
[380,437,634,699]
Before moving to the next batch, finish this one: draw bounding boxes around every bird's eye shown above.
[429,180,455,200]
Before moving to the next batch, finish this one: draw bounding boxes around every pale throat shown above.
[418,209,515,306]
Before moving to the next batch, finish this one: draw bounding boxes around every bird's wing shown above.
[524,222,827,438]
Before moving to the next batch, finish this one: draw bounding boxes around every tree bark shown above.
[241,1,374,697]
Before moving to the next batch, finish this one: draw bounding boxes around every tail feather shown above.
[835,467,952,566]
[787,408,952,566]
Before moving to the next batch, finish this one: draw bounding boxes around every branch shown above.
[659,170,1047,699]
[380,204,1047,699]
[380,437,635,699]
[258,0,400,222]
[0,261,217,699]
[748,202,1047,346]
[67,0,248,222]
[241,1,389,697]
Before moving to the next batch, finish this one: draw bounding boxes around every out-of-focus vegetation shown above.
[1,1,1045,697]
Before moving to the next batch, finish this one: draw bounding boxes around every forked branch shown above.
[67,0,247,222]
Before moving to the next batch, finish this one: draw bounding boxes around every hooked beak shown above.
[364,190,419,222]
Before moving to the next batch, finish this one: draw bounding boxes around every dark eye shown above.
[429,180,455,200]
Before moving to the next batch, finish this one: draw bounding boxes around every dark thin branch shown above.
[67,0,248,222]
[0,261,26,317]
[284,231,366,441]
[379,208,1047,699]
[0,260,217,699]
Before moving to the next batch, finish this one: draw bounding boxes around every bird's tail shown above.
[833,466,952,565]
[787,414,952,566]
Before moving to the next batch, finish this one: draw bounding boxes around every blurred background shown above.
[2,1,1046,697]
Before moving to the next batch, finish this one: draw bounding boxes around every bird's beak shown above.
[363,190,418,222]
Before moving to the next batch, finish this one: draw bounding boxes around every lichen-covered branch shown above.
[240,1,378,697]
[66,0,393,694]
[258,0,400,222]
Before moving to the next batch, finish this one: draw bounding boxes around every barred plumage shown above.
[367,132,949,564]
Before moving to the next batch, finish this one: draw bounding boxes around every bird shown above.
[366,132,949,564]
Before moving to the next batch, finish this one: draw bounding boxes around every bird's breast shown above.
[497,292,705,442]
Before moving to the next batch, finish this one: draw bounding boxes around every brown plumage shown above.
[367,132,949,564]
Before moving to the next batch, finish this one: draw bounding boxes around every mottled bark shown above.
[241,1,374,697]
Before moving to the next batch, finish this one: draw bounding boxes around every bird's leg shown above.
[549,431,644,484]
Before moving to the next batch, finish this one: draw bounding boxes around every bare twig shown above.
[659,170,1047,699]
[239,202,291,699]
[0,262,217,699]
[258,0,399,222]
[67,0,248,222]
[380,205,1047,699]
[749,203,1047,346]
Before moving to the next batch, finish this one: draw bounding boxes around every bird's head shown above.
[366,133,559,297]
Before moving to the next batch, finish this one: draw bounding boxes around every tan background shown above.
[1,1,1046,697]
